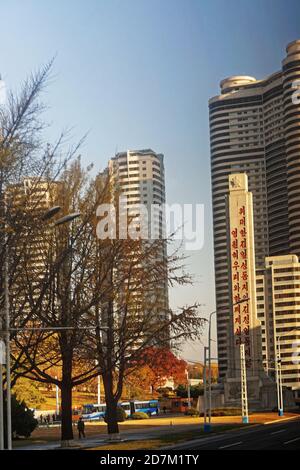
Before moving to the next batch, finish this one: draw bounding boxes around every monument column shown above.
[227,173,263,379]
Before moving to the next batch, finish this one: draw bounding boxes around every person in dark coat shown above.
[77,417,85,439]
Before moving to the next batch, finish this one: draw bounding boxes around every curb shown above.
[264,415,300,425]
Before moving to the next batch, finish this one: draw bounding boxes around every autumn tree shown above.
[132,347,188,392]
[0,61,86,448]
[10,160,113,445]
[81,227,205,438]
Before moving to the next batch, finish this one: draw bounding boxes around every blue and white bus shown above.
[82,400,159,421]
[82,403,106,421]
[129,400,159,416]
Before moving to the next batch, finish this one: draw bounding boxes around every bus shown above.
[82,400,159,421]
[82,403,106,420]
[129,400,159,416]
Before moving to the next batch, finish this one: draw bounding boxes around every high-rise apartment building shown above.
[257,255,300,395]
[6,178,59,325]
[108,149,166,238]
[209,40,300,377]
[105,149,169,325]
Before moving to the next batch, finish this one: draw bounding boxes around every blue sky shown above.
[1,0,300,361]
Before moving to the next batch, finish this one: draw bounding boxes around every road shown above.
[172,417,300,450]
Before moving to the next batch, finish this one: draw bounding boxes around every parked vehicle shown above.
[82,399,159,421]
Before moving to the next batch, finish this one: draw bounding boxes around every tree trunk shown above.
[102,370,120,438]
[105,399,120,436]
[60,353,74,445]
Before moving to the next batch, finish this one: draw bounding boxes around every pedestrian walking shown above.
[77,417,85,439]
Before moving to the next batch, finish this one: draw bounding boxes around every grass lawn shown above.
[87,424,250,450]
[38,391,96,411]
[12,411,299,449]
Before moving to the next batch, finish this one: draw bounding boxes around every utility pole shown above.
[0,340,4,450]
[4,238,12,449]
[206,298,249,431]
[55,376,60,416]
[275,337,283,416]
[203,346,210,432]
[97,375,101,404]
[207,310,215,427]
[186,369,191,408]
[240,344,249,424]
[95,359,101,404]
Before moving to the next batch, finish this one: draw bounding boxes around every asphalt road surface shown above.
[173,418,300,450]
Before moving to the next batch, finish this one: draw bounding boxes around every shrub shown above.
[104,406,127,423]
[4,395,38,439]
[130,412,150,420]
[184,407,200,417]
[211,408,242,416]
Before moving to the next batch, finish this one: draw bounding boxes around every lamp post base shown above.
[204,423,211,432]
[278,409,284,416]
[242,416,249,424]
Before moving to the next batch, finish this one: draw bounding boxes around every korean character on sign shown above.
[231,228,238,238]
[234,283,240,291]
[241,261,247,270]
[243,326,249,335]
[240,239,247,249]
[239,206,245,215]
[242,282,248,291]
[240,250,247,259]
[234,304,241,313]
[235,326,242,336]
[240,228,247,237]
[243,315,250,325]
[239,217,246,226]
[232,261,239,271]
[234,294,241,303]
[243,304,249,314]
[235,316,241,324]
[232,250,239,259]
[233,272,239,281]
[241,272,248,281]
[232,239,238,249]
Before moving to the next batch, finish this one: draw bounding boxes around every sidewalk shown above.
[15,423,203,450]
[14,411,300,450]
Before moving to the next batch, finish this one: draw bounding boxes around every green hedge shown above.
[130,412,150,420]
[104,407,127,423]
[184,407,200,417]
[200,408,242,417]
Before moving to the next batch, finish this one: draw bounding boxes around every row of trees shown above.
[0,61,205,444]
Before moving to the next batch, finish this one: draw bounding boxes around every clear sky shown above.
[1,0,300,362]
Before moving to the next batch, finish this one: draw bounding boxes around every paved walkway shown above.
[14,412,300,450]
[15,423,202,450]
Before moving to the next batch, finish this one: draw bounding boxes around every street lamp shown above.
[54,212,81,226]
[204,297,249,432]
[276,327,300,417]
[41,206,61,221]
[186,369,191,409]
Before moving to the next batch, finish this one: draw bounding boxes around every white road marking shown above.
[264,416,299,425]
[271,429,286,435]
[284,437,300,445]
[219,441,243,449]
